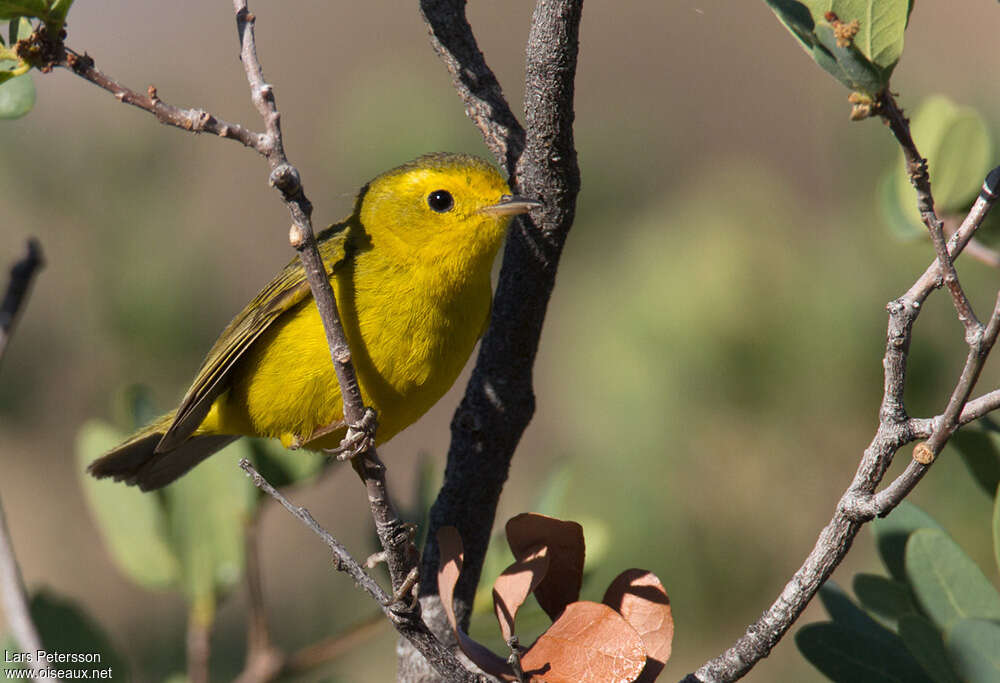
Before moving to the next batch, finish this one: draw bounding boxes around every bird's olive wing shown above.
[156,225,348,452]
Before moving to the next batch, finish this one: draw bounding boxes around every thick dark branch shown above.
[683,171,1000,683]
[417,0,582,634]
[419,0,526,170]
[239,461,487,683]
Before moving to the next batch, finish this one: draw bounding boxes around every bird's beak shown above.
[480,194,543,216]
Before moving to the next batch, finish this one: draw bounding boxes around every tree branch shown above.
[0,239,43,364]
[418,0,526,171]
[681,168,1000,682]
[229,0,417,601]
[233,510,284,683]
[0,241,54,679]
[415,0,582,645]
[878,91,980,340]
[0,501,55,679]
[238,460,487,683]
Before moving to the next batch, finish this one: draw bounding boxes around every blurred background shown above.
[2,1,1000,681]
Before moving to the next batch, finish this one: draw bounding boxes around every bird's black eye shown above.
[427,189,454,213]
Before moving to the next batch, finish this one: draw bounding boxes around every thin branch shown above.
[0,241,54,679]
[57,50,261,150]
[233,510,284,683]
[230,0,418,601]
[239,460,389,603]
[186,612,211,683]
[239,461,488,683]
[683,169,1000,683]
[878,91,980,340]
[0,501,56,679]
[0,239,43,364]
[415,0,583,644]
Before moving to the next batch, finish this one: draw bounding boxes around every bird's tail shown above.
[87,412,237,491]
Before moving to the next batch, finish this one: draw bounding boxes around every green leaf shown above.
[872,501,944,581]
[879,168,924,240]
[820,581,899,643]
[44,0,71,29]
[0,67,33,119]
[898,615,962,683]
[28,590,129,679]
[162,439,257,624]
[75,420,180,590]
[247,437,325,490]
[853,573,918,628]
[0,1,48,21]
[888,96,993,235]
[905,528,1000,633]
[765,0,910,97]
[946,618,1000,683]
[950,427,1000,498]
[796,621,935,683]
[0,0,71,30]
[829,0,909,71]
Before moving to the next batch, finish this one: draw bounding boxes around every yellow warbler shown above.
[89,153,540,490]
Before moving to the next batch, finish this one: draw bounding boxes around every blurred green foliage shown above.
[880,95,994,240]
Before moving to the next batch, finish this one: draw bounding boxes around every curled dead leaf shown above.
[603,569,673,681]
[493,544,550,642]
[436,527,514,679]
[506,513,585,621]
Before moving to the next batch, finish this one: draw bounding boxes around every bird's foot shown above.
[324,407,378,461]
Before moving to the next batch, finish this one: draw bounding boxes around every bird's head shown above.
[357,153,540,274]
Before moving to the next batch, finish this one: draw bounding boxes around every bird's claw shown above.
[324,408,378,461]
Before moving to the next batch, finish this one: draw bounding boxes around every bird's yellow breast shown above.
[200,239,493,449]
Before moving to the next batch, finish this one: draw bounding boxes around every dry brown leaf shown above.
[493,544,550,642]
[603,569,673,682]
[436,527,514,680]
[520,601,646,683]
[506,513,585,621]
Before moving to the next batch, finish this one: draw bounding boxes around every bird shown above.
[88,152,540,490]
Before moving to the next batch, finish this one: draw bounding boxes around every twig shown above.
[681,170,1000,682]
[0,239,43,364]
[233,510,284,683]
[879,91,980,340]
[0,501,56,679]
[186,612,211,683]
[415,0,583,645]
[53,49,262,150]
[0,241,54,679]
[239,460,488,683]
[230,0,418,602]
